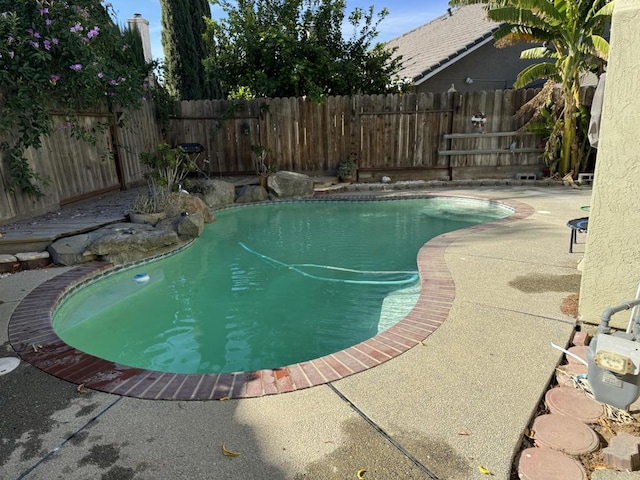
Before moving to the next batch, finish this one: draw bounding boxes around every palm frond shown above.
[487,7,552,31]
[587,34,610,61]
[492,24,554,43]
[512,0,563,26]
[520,46,557,60]
[514,62,557,88]
[590,1,615,21]
[514,79,556,122]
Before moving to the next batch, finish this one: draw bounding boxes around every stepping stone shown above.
[567,345,589,365]
[546,386,604,424]
[518,447,587,480]
[602,433,640,472]
[556,364,589,387]
[15,251,51,269]
[533,414,599,455]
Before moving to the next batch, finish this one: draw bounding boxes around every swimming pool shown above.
[52,197,511,375]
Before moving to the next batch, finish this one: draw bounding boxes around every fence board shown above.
[6,87,598,223]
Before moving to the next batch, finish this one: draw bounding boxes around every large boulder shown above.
[48,233,98,265]
[235,185,269,204]
[164,193,215,223]
[191,179,236,209]
[268,171,314,198]
[177,212,204,239]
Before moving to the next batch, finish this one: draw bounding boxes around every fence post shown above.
[110,111,126,190]
[446,91,456,180]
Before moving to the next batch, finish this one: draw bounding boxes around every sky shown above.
[107,0,452,63]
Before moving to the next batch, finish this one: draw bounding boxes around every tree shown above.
[160,0,212,100]
[0,0,152,196]
[450,0,613,176]
[203,0,405,99]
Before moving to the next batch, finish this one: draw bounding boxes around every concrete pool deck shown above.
[0,185,591,479]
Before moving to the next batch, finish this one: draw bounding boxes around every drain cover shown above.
[0,357,20,375]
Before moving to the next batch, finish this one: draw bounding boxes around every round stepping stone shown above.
[533,414,599,455]
[567,346,589,365]
[546,386,604,424]
[518,447,587,480]
[556,364,589,387]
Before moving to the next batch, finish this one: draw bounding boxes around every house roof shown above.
[386,4,501,85]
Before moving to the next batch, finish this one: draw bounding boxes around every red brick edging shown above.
[8,195,534,400]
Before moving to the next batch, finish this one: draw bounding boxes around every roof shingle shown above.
[386,4,500,82]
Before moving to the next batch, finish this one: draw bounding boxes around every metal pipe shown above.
[598,299,640,334]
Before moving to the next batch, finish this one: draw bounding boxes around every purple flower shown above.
[39,8,49,15]
[29,40,39,48]
[46,19,52,26]
[108,79,117,86]
[97,72,104,79]
[87,26,100,38]
[52,38,59,45]
[69,64,83,71]
[50,74,61,84]
[70,23,83,33]
[43,39,51,50]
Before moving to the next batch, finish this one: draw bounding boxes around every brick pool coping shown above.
[8,194,534,400]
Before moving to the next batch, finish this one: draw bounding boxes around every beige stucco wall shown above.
[579,0,640,328]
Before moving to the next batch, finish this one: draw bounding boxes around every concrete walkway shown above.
[0,186,591,479]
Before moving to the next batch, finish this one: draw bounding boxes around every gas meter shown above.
[587,291,640,410]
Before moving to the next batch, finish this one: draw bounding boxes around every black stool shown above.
[566,217,589,253]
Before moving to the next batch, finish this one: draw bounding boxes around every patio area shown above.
[1,185,596,479]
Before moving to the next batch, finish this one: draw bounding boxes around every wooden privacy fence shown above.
[167,88,544,181]
[1,88,595,223]
[0,101,161,223]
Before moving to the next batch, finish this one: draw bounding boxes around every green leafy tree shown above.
[0,0,153,196]
[449,0,613,176]
[203,0,405,99]
[160,0,212,100]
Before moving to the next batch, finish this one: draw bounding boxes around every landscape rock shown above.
[86,223,179,258]
[48,234,97,266]
[235,185,269,204]
[177,213,204,239]
[164,193,215,223]
[192,179,236,209]
[268,171,314,198]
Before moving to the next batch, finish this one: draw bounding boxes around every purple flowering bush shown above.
[0,0,153,196]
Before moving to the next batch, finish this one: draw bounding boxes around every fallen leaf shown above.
[477,465,493,476]
[524,428,535,439]
[356,468,366,479]
[222,444,240,457]
[76,383,88,394]
[219,396,231,401]
[458,430,472,436]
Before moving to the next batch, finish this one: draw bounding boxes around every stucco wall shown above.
[413,42,540,94]
[579,0,640,328]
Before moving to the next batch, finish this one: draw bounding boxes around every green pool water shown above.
[53,197,510,374]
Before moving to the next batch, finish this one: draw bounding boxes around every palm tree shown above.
[450,0,613,176]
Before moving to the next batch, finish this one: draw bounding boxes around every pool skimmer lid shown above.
[0,357,20,375]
